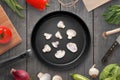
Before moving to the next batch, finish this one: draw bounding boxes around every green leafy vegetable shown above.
[2,0,24,18]
[99,64,120,80]
[103,5,120,25]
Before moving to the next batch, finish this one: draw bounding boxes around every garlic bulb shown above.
[37,72,44,79]
[52,75,63,80]
[89,64,99,78]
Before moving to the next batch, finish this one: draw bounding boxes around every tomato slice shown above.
[0,26,12,44]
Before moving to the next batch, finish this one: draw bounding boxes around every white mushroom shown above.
[52,75,63,80]
[52,41,59,48]
[55,50,65,59]
[40,73,51,80]
[66,29,77,39]
[66,42,78,53]
[55,31,63,39]
[37,72,44,79]
[42,44,51,53]
[43,33,52,40]
[57,21,65,29]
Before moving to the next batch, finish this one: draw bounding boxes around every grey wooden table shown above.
[0,0,120,80]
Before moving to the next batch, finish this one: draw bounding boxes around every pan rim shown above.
[31,11,91,69]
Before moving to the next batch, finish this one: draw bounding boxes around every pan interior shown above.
[32,12,88,66]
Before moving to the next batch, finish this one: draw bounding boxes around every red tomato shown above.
[26,0,49,10]
[0,26,12,44]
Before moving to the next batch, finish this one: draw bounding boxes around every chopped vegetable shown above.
[42,44,51,53]
[0,26,12,44]
[89,64,99,78]
[57,21,65,29]
[99,64,120,80]
[67,42,78,53]
[26,0,49,11]
[71,74,90,80]
[44,33,52,40]
[52,75,63,80]
[55,50,65,59]
[55,31,63,39]
[11,68,30,80]
[66,29,77,39]
[103,5,120,25]
[2,0,24,18]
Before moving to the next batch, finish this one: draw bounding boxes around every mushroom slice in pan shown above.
[66,42,78,53]
[44,33,52,40]
[55,31,63,39]
[57,21,65,29]
[66,29,77,39]
[51,41,59,48]
[42,44,51,53]
[55,50,65,59]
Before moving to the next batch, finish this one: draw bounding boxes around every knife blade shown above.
[101,35,120,63]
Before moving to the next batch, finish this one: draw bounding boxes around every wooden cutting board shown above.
[82,0,111,11]
[0,5,22,55]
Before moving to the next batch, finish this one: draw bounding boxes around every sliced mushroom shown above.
[43,33,52,40]
[66,42,78,53]
[55,31,63,39]
[55,50,65,59]
[66,29,77,39]
[52,75,63,80]
[42,44,51,53]
[51,41,59,48]
[57,21,65,29]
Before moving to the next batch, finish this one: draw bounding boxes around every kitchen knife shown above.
[102,35,120,63]
[0,49,31,67]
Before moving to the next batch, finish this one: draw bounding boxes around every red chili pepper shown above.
[26,0,49,11]
[0,26,12,44]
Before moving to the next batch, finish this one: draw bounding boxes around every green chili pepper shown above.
[71,74,90,80]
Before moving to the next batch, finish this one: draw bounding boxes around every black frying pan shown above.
[31,11,91,70]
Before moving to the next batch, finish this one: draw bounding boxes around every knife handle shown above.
[0,49,31,67]
[101,41,119,63]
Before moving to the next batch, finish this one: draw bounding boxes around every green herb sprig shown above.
[103,5,120,25]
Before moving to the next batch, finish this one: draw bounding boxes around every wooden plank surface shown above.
[0,0,120,80]
[60,0,93,79]
[0,0,27,80]
[0,5,22,55]
[94,0,120,80]
[26,0,60,80]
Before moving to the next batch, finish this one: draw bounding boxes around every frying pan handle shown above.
[101,41,119,63]
[0,49,31,67]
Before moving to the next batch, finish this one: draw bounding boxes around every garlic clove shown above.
[57,21,65,29]
[44,33,52,40]
[52,75,63,80]
[55,31,63,39]
[89,64,99,78]
[42,44,51,53]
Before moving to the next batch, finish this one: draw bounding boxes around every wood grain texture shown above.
[26,0,60,80]
[0,0,27,80]
[0,5,22,55]
[60,0,93,79]
[94,0,120,80]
